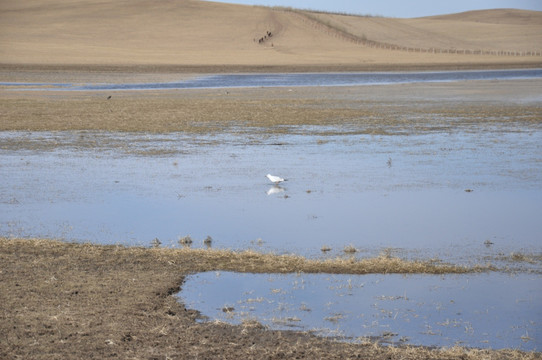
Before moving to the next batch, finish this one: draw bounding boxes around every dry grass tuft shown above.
[505,252,542,265]
[320,245,332,252]
[151,237,161,248]
[343,244,358,254]
[178,235,193,247]
[203,236,213,247]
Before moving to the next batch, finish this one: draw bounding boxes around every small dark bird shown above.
[107,95,112,100]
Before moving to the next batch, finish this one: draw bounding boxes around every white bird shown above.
[266,174,286,184]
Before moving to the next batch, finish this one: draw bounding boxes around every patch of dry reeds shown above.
[2,237,494,276]
[162,246,491,275]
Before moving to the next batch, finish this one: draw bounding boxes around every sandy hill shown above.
[306,8,542,53]
[427,8,542,25]
[0,0,540,69]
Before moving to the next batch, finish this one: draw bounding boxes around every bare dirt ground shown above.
[2,238,540,360]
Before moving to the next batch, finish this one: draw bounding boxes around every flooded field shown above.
[1,76,541,350]
[1,129,541,260]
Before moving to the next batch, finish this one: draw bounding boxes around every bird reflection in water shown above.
[266,185,285,195]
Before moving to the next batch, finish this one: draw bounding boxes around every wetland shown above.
[1,72,541,358]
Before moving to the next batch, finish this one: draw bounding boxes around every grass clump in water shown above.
[169,247,494,275]
[178,235,193,247]
[343,245,357,254]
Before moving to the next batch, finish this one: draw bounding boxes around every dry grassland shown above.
[0,0,541,69]
[2,238,540,360]
[307,9,542,53]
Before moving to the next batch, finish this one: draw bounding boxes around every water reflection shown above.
[179,271,542,350]
[266,185,285,195]
[1,130,541,262]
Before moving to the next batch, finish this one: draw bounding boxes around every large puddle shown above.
[179,271,541,350]
[2,129,541,263]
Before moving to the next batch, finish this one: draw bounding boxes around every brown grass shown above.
[343,244,358,254]
[1,80,541,137]
[162,247,492,275]
[500,252,542,265]
[0,0,540,68]
[302,9,542,53]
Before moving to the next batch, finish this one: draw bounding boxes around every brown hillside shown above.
[427,8,542,25]
[0,0,540,69]
[305,8,542,53]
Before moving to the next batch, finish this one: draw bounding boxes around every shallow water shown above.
[2,69,541,90]
[179,271,542,350]
[1,129,541,264]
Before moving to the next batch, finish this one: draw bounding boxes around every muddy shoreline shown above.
[1,238,539,359]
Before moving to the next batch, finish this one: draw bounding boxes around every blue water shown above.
[1,129,541,262]
[180,271,542,350]
[2,69,541,91]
